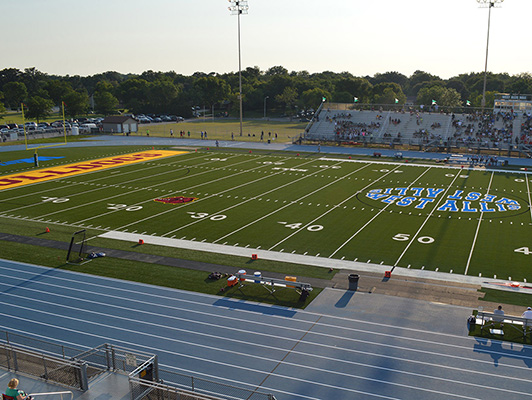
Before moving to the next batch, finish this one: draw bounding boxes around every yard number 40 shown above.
[514,247,531,255]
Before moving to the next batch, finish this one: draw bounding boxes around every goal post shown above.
[66,229,89,264]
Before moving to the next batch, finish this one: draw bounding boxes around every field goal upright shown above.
[67,229,90,264]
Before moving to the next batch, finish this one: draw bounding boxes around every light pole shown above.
[228,0,248,137]
[477,0,503,111]
[263,96,269,119]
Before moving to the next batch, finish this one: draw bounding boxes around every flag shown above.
[395,98,399,104]
[432,99,437,105]
[466,100,471,106]
[354,97,359,103]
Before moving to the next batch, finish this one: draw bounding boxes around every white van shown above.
[80,123,97,132]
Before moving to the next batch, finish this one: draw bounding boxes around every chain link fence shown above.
[1,330,276,400]
[0,342,86,390]
[130,368,276,400]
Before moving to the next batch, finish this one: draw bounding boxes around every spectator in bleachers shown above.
[5,378,33,400]
[522,307,532,319]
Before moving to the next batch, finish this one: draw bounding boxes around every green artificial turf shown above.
[1,145,532,308]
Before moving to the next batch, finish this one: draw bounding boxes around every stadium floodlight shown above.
[477,0,504,111]
[228,0,248,137]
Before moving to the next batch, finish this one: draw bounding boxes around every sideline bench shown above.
[476,311,532,337]
[234,272,312,296]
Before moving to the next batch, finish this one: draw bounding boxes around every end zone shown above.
[0,150,187,190]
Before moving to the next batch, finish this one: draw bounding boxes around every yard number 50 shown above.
[393,233,435,244]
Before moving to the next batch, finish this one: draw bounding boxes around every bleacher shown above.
[302,105,532,155]
[307,108,458,144]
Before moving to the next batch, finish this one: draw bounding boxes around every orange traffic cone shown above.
[138,239,144,245]
[45,227,50,233]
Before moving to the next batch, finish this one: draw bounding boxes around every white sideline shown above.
[99,230,510,288]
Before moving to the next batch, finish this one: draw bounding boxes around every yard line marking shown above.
[526,173,532,223]
[0,151,215,214]
[329,167,431,258]
[394,170,464,268]
[268,165,405,252]
[464,172,495,276]
[168,159,358,239]
[212,162,371,244]
[115,157,320,235]
[47,154,280,223]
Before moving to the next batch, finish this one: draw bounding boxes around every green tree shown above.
[148,79,180,113]
[334,77,372,103]
[3,82,28,109]
[506,73,532,94]
[371,71,408,89]
[372,83,406,104]
[416,86,462,108]
[63,91,89,118]
[0,100,5,119]
[193,76,228,107]
[275,86,298,113]
[300,88,331,109]
[25,96,54,122]
[265,66,288,76]
[45,80,73,106]
[117,78,149,114]
[407,70,442,96]
[473,91,496,108]
[94,90,119,115]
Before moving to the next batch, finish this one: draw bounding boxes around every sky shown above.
[1,0,530,79]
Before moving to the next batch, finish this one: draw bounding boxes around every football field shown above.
[1,148,531,281]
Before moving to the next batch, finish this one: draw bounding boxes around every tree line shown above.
[1,66,531,122]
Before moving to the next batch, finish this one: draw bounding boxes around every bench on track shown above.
[233,272,312,299]
[476,311,532,337]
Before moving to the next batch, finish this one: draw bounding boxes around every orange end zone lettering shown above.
[0,150,187,190]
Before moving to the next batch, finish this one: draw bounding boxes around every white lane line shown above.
[464,171,494,275]
[0,263,508,347]
[2,287,529,390]
[329,166,432,258]
[0,310,518,400]
[1,273,530,376]
[394,170,463,267]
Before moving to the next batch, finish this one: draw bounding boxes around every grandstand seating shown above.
[304,106,528,151]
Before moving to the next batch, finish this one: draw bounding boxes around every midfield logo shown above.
[365,187,521,213]
[154,196,198,204]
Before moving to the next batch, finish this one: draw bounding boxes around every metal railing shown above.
[1,331,276,400]
[29,391,74,400]
[129,368,276,400]
[0,343,88,391]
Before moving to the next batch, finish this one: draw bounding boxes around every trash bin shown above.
[348,274,359,290]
